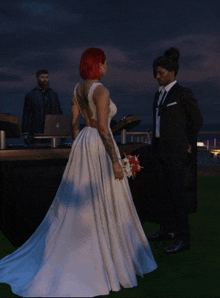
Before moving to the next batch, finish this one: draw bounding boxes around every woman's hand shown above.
[113,161,124,181]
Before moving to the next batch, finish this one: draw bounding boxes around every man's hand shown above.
[187,145,192,153]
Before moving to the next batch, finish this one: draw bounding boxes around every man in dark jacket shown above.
[22,69,63,145]
[147,48,203,254]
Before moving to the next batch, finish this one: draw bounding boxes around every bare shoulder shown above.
[71,83,80,103]
[93,85,109,103]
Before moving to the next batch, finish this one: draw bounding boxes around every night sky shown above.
[1,0,220,127]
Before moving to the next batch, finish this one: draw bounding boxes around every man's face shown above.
[155,66,175,86]
[37,73,49,89]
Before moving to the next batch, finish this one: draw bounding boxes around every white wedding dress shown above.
[0,82,157,297]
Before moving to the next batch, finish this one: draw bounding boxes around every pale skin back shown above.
[70,76,124,180]
[70,80,110,133]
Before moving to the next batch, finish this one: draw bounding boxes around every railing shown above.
[120,130,220,146]
[120,130,152,144]
[34,135,70,148]
[199,131,220,134]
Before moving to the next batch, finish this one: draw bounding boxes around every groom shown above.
[147,47,203,254]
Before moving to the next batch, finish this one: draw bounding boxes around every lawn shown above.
[0,177,220,297]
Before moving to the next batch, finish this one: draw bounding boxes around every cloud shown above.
[58,45,156,92]
[2,33,220,97]
[148,34,220,83]
[19,1,82,25]
[0,1,82,34]
[58,35,220,92]
[0,73,23,82]
[20,1,56,16]
[0,67,32,89]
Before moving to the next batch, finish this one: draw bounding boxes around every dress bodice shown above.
[74,82,117,125]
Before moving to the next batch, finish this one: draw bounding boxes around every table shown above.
[0,144,147,246]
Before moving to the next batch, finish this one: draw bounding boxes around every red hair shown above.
[79,48,106,80]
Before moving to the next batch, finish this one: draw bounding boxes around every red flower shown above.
[122,153,143,179]
[129,155,136,163]
[130,161,140,166]
[131,166,141,172]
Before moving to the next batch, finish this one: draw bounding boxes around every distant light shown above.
[197,142,205,147]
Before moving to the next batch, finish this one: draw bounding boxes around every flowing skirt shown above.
[0,127,157,297]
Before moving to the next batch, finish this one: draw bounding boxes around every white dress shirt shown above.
[155,80,177,138]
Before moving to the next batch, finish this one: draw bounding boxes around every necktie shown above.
[157,90,167,116]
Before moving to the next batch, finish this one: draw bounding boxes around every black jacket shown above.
[22,87,63,135]
[152,83,203,156]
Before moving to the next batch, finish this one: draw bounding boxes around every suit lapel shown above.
[153,91,160,107]
[163,82,179,106]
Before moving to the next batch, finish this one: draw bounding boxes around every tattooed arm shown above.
[93,85,119,164]
[70,95,81,139]
[99,130,119,163]
[94,85,124,180]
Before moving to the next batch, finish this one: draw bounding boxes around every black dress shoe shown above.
[163,239,190,254]
[147,230,175,241]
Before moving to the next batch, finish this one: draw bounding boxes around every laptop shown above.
[44,115,71,136]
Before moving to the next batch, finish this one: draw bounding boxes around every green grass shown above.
[1,177,220,297]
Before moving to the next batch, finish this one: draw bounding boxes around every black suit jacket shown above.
[22,87,63,135]
[152,82,203,157]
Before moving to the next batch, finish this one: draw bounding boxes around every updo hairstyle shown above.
[153,47,180,78]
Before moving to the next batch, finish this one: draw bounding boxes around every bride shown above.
[0,47,157,297]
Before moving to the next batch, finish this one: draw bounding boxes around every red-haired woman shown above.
[0,48,157,297]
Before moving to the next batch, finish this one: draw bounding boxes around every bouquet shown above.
[121,153,143,179]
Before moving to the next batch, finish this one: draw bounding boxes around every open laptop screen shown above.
[44,115,71,136]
